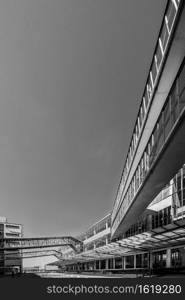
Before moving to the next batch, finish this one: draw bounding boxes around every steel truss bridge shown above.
[0,249,64,261]
[0,236,83,261]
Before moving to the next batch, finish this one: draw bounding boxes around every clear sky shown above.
[0,0,166,267]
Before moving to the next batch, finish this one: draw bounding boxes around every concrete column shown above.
[148,214,153,231]
[93,261,96,270]
[134,255,136,269]
[113,258,115,269]
[181,248,185,266]
[166,248,171,268]
[121,257,124,269]
[99,260,101,270]
[106,259,109,270]
[123,257,125,270]
[149,252,153,269]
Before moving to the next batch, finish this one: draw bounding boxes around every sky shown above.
[0,0,166,267]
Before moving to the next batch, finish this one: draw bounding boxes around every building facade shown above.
[0,217,23,274]
[58,0,185,275]
[61,165,185,274]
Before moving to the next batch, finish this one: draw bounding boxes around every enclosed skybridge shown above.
[0,250,63,261]
[111,0,185,239]
[1,236,83,253]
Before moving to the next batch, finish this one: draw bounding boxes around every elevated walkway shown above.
[111,0,185,238]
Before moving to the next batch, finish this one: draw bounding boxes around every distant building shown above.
[0,217,23,274]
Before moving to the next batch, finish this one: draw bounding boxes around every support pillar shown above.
[106,259,109,270]
[148,214,153,231]
[166,248,171,268]
[123,256,125,270]
[134,255,136,269]
[149,252,153,271]
[113,258,115,269]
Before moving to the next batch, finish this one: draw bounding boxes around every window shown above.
[125,255,134,269]
[139,160,143,185]
[157,114,164,153]
[115,257,123,269]
[153,250,167,268]
[135,169,139,191]
[143,253,149,268]
[96,261,99,269]
[5,224,20,229]
[164,98,171,140]
[171,248,185,268]
[136,254,142,268]
[179,64,185,113]
[108,259,113,269]
[100,260,106,270]
[171,82,179,126]
[179,62,185,95]
[5,233,20,237]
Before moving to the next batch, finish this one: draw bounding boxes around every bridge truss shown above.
[0,236,83,253]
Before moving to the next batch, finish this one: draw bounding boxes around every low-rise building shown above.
[0,218,23,274]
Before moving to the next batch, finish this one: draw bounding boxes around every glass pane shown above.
[179,89,185,113]
[115,257,123,269]
[108,259,113,269]
[125,255,134,269]
[179,63,185,113]
[143,253,149,268]
[153,250,167,268]
[100,260,106,269]
[163,98,171,140]
[171,82,179,125]
[136,254,142,268]
[156,115,164,154]
[151,127,158,159]
[179,63,185,95]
